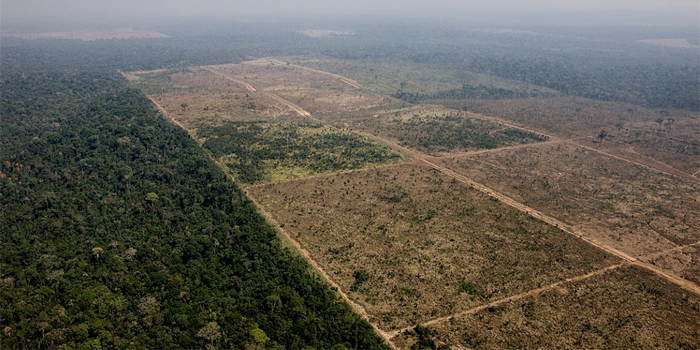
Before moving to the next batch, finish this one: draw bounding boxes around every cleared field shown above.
[324,105,548,156]
[393,265,700,349]
[127,68,307,127]
[248,163,619,331]
[450,97,696,138]
[127,63,399,126]
[210,61,400,115]
[199,122,407,184]
[289,58,559,97]
[438,142,700,257]
[573,117,700,179]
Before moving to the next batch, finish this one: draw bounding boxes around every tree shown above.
[92,247,104,260]
[197,322,221,349]
[597,129,608,142]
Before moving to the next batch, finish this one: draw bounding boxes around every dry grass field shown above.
[451,97,696,138]
[438,142,700,258]
[393,265,700,349]
[574,117,700,178]
[248,163,619,331]
[644,245,700,287]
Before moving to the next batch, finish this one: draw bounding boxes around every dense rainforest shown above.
[0,53,386,349]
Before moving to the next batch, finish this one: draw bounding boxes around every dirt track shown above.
[568,138,700,184]
[261,58,363,89]
[387,263,625,338]
[202,67,257,92]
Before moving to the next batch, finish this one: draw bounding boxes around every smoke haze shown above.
[2,0,698,27]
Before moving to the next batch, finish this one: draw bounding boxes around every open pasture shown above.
[394,265,700,349]
[248,163,618,331]
[438,142,700,258]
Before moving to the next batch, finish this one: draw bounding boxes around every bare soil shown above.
[643,243,700,287]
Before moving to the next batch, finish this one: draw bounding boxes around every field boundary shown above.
[569,138,700,184]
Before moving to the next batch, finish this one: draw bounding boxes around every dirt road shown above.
[568,138,699,184]
[202,66,257,92]
[261,58,362,89]
[147,97,186,129]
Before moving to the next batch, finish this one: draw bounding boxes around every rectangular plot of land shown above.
[574,117,700,179]
[454,97,696,138]
[199,122,407,185]
[394,265,700,349]
[249,164,618,331]
[341,106,548,156]
[127,68,308,127]
[438,142,700,257]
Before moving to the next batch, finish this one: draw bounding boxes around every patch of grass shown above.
[346,107,548,156]
[200,121,408,184]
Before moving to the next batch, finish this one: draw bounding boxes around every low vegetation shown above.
[344,107,547,156]
[394,265,700,349]
[438,142,700,257]
[200,121,407,184]
[249,164,618,330]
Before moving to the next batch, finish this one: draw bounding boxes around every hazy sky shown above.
[2,0,698,25]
